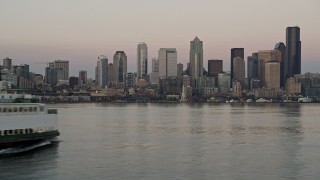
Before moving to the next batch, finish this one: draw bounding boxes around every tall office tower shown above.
[97,55,108,88]
[177,63,184,78]
[113,51,127,83]
[258,50,282,86]
[79,70,87,85]
[3,57,12,70]
[13,64,30,79]
[137,42,148,79]
[45,67,58,86]
[208,60,223,77]
[265,61,280,89]
[275,42,286,88]
[190,37,203,89]
[108,63,114,84]
[152,58,159,73]
[285,26,301,80]
[208,59,223,87]
[53,60,69,80]
[230,48,244,86]
[247,53,259,80]
[158,48,177,78]
[232,57,245,88]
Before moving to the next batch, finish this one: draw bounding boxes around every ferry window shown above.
[19,129,24,134]
[33,107,37,112]
[25,129,29,134]
[2,95,4,99]
[29,107,33,112]
[8,130,13,135]
[19,107,23,112]
[3,108,7,112]
[0,131,2,135]
[9,95,12,99]
[4,130,8,135]
[30,128,33,133]
[8,108,12,113]
[24,108,28,112]
[14,107,18,112]
[14,129,19,134]
[40,106,44,112]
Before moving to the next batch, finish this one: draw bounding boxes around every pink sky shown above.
[1,0,319,78]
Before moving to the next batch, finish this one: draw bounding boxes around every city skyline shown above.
[0,0,319,78]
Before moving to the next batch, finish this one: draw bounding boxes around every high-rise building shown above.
[137,42,148,79]
[232,57,245,88]
[158,48,177,78]
[258,50,281,86]
[285,26,301,80]
[13,64,30,79]
[79,70,87,85]
[247,53,258,80]
[53,60,69,81]
[208,59,223,88]
[108,63,114,85]
[230,48,244,86]
[265,61,280,90]
[152,58,159,73]
[190,37,203,89]
[208,59,223,77]
[177,63,183,78]
[3,57,12,70]
[274,42,286,88]
[113,51,127,83]
[97,55,108,88]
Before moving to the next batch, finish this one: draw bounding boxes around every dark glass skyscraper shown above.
[285,26,301,80]
[274,42,286,88]
[230,48,244,87]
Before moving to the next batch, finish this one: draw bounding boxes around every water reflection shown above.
[0,141,59,178]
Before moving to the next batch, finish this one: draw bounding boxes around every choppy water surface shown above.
[1,103,320,179]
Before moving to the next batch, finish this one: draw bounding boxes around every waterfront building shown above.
[265,61,280,90]
[200,76,215,96]
[250,78,261,90]
[232,80,242,97]
[33,74,44,86]
[190,37,203,90]
[274,42,286,87]
[230,48,244,87]
[97,55,108,88]
[294,73,320,97]
[158,48,177,78]
[285,77,301,95]
[13,64,30,79]
[218,72,231,94]
[285,26,301,80]
[232,57,245,88]
[45,67,58,86]
[159,76,180,95]
[69,77,79,89]
[113,51,127,83]
[137,42,148,79]
[125,73,135,88]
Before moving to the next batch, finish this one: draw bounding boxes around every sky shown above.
[0,0,319,78]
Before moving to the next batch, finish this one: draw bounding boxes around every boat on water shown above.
[0,93,59,149]
[298,97,312,103]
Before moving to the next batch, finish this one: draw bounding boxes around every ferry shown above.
[0,93,59,149]
[298,97,312,103]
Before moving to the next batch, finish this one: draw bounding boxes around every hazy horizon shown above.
[1,0,319,78]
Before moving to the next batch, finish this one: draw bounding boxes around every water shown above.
[1,103,320,180]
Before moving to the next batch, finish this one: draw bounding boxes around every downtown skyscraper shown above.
[137,42,148,79]
[96,55,108,88]
[285,26,301,80]
[230,48,244,87]
[158,48,177,78]
[190,36,203,90]
[113,51,127,83]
